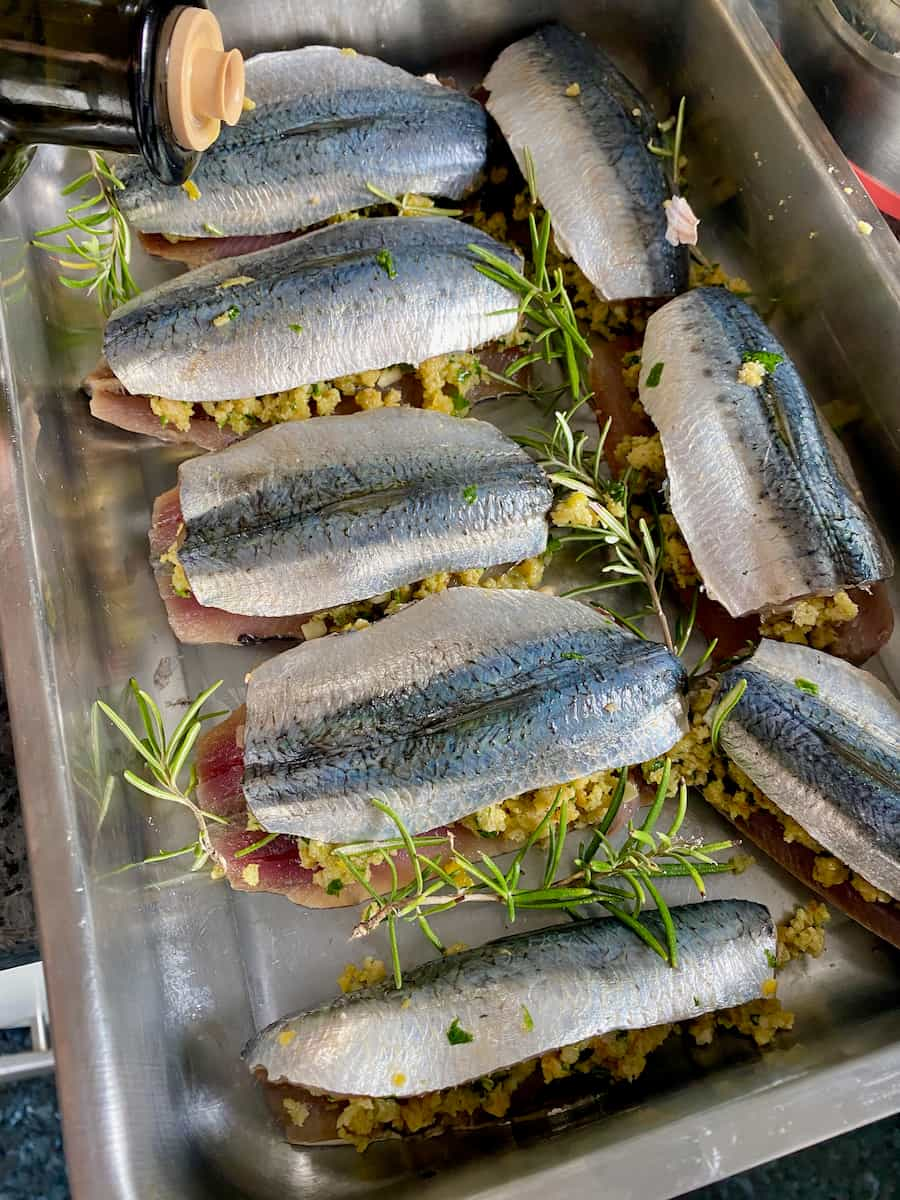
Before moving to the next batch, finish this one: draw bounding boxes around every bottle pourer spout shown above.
[166,8,245,153]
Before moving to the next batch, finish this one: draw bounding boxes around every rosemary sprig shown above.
[709,678,748,752]
[32,152,139,315]
[648,96,687,192]
[364,182,463,217]
[96,678,228,873]
[340,761,739,984]
[518,410,675,653]
[468,148,593,407]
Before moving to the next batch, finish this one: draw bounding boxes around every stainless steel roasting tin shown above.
[1,2,899,1198]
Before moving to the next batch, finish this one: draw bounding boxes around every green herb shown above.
[693,996,701,1007]
[794,677,819,696]
[226,305,240,321]
[765,949,777,969]
[518,411,676,655]
[468,147,593,408]
[32,152,139,315]
[521,1005,534,1032]
[709,678,748,752]
[447,1018,475,1046]
[462,485,478,504]
[203,223,225,237]
[96,679,228,872]
[648,96,687,191]
[340,767,739,985]
[546,536,562,554]
[646,362,665,388]
[288,322,303,334]
[326,878,344,895]
[376,248,398,279]
[449,387,469,414]
[561,651,585,661]
[742,350,784,372]
[365,182,463,218]
[233,831,278,859]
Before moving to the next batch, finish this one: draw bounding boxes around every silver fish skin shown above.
[715,639,900,899]
[177,408,553,617]
[245,899,774,1098]
[117,46,488,237]
[242,587,687,841]
[103,217,521,404]
[484,24,687,301]
[639,287,892,617]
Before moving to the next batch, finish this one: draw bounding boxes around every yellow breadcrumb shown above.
[688,259,751,294]
[489,166,509,185]
[417,352,484,413]
[565,82,582,97]
[241,863,260,887]
[338,956,388,994]
[551,491,598,529]
[282,1098,310,1128]
[444,942,469,956]
[659,513,699,589]
[617,433,666,481]
[851,875,892,904]
[159,534,190,598]
[776,901,830,966]
[470,208,510,243]
[299,839,390,893]
[326,1000,794,1151]
[150,395,193,433]
[737,360,767,387]
[462,769,635,845]
[812,855,849,889]
[242,96,256,112]
[759,591,858,651]
[182,179,201,201]
[689,999,793,1048]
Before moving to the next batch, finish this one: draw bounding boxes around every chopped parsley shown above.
[376,249,398,279]
[521,1005,534,1032]
[645,361,664,388]
[462,485,478,504]
[546,536,562,554]
[561,651,585,661]
[447,1018,475,1045]
[325,878,344,895]
[794,677,819,696]
[765,949,777,969]
[449,386,469,414]
[288,323,304,334]
[742,349,784,372]
[203,222,225,237]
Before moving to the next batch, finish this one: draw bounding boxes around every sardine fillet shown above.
[640,287,892,616]
[242,587,687,841]
[118,46,488,237]
[245,899,774,1098]
[103,217,521,404]
[484,24,686,300]
[177,408,552,617]
[717,639,900,899]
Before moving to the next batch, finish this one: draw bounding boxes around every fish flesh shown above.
[715,638,900,901]
[237,587,687,842]
[86,341,527,450]
[639,287,892,617]
[152,407,552,631]
[103,217,521,405]
[117,46,488,240]
[246,899,774,1101]
[484,24,687,301]
[195,706,641,908]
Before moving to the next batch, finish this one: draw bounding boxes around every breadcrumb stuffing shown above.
[461,769,636,844]
[416,352,484,413]
[759,590,858,651]
[282,1098,310,1128]
[738,360,767,387]
[659,513,700,589]
[150,395,193,433]
[616,433,666,481]
[338,956,387,994]
[689,999,793,1048]
[776,901,830,966]
[688,259,751,295]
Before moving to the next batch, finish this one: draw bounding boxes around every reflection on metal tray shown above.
[0,2,899,1197]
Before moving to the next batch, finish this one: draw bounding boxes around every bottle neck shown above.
[0,0,199,180]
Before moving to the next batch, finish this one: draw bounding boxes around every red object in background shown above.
[851,160,900,221]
